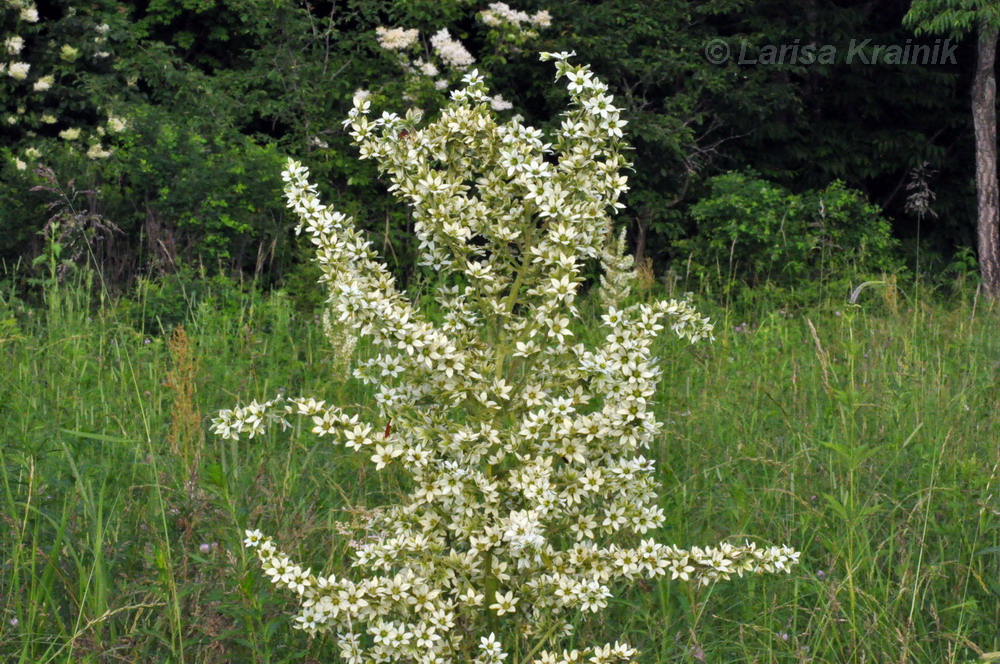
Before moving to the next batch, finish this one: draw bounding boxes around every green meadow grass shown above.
[0,272,997,663]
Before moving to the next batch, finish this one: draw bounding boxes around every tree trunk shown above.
[972,20,999,296]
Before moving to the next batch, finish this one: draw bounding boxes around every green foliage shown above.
[905,0,1000,37]
[114,265,262,336]
[0,154,47,263]
[110,105,289,268]
[679,172,899,294]
[716,2,970,264]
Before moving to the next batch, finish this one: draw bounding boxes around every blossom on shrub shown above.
[366,2,550,111]
[59,44,80,61]
[86,142,111,159]
[107,115,127,133]
[430,28,475,69]
[7,61,29,79]
[214,54,798,664]
[376,26,420,51]
[5,35,24,55]
[490,94,512,111]
[1,0,129,170]
[479,3,551,32]
[32,74,52,91]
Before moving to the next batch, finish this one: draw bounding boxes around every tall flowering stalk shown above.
[213,53,798,664]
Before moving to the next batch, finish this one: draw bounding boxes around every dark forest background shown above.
[0,0,990,309]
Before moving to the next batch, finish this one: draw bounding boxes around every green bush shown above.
[108,105,290,270]
[679,171,900,294]
[114,265,259,335]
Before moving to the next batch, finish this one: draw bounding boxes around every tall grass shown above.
[0,270,997,663]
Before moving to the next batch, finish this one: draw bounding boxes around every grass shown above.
[0,269,998,663]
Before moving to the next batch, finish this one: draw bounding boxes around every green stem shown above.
[494,225,537,380]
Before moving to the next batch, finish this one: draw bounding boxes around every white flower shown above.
[370,443,401,470]
[352,88,370,105]
[21,6,39,22]
[32,75,53,92]
[416,59,439,77]
[532,10,552,28]
[430,28,475,69]
[479,632,508,663]
[59,128,81,141]
[8,62,30,80]
[490,94,513,111]
[14,159,27,171]
[375,26,419,51]
[243,529,265,547]
[87,143,112,159]
[5,36,24,55]
[107,115,127,132]
[480,2,532,27]
[489,590,518,616]
[40,114,56,124]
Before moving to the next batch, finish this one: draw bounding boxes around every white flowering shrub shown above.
[1,0,128,171]
[213,52,798,664]
[368,2,551,113]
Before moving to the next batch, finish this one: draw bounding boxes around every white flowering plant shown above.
[319,2,553,377]
[1,0,128,171]
[366,2,551,116]
[213,52,798,664]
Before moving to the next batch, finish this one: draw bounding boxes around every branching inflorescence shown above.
[212,52,798,664]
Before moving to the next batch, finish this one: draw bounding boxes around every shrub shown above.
[115,266,257,336]
[106,105,289,271]
[680,171,899,293]
[212,55,798,663]
[0,0,133,267]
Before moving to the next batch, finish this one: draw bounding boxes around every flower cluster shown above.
[322,294,358,374]
[429,28,475,69]
[479,3,551,31]
[596,227,635,307]
[371,21,479,98]
[376,26,420,52]
[214,53,798,664]
[363,2,550,111]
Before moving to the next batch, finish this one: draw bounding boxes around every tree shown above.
[905,2,1000,296]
